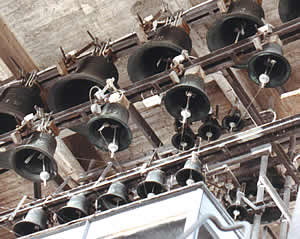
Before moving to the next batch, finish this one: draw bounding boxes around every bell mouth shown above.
[165,86,210,122]
[279,0,300,23]
[12,147,57,182]
[0,112,18,135]
[248,52,291,88]
[47,74,106,113]
[56,207,87,224]
[171,132,195,151]
[137,181,164,199]
[99,194,127,209]
[87,116,132,152]
[127,41,183,83]
[198,124,221,141]
[13,221,43,237]
[176,169,205,186]
[227,205,249,221]
[207,13,264,52]
[222,115,244,132]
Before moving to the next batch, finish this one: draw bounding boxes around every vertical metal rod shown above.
[251,154,268,239]
[33,182,42,199]
[82,220,91,239]
[288,185,300,239]
[280,176,292,239]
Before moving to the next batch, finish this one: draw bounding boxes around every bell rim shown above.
[164,85,211,122]
[175,168,205,186]
[127,41,184,82]
[248,52,291,88]
[206,13,264,52]
[87,115,132,152]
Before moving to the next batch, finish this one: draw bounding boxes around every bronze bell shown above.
[171,126,196,151]
[248,43,291,88]
[10,132,57,182]
[137,169,166,199]
[176,158,204,186]
[87,103,132,156]
[47,55,119,113]
[127,26,192,83]
[207,0,265,65]
[222,108,244,132]
[0,85,43,135]
[13,207,47,237]
[164,74,210,122]
[198,116,222,142]
[279,0,300,23]
[227,204,249,221]
[98,182,128,210]
[56,193,89,224]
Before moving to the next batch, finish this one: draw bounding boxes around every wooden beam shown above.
[0,16,38,77]
[53,137,86,187]
[129,104,162,148]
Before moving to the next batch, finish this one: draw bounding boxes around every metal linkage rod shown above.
[251,155,268,239]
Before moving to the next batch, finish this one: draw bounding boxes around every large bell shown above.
[98,182,128,210]
[222,108,244,132]
[198,116,222,142]
[47,55,119,113]
[171,126,196,151]
[248,43,291,88]
[87,103,132,155]
[279,0,300,23]
[127,26,192,83]
[13,207,47,237]
[9,132,57,182]
[176,158,204,186]
[56,194,89,224]
[207,0,265,52]
[137,169,166,199]
[0,85,42,135]
[164,74,210,122]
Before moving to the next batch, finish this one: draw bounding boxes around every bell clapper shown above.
[206,131,213,142]
[24,151,39,164]
[40,156,50,187]
[259,58,277,88]
[234,23,245,44]
[229,121,236,132]
[98,122,111,147]
[181,91,192,125]
[108,125,119,158]
[233,209,240,220]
